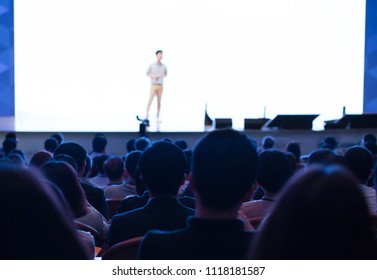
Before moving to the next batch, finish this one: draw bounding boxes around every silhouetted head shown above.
[257,149,293,194]
[362,133,377,145]
[125,151,142,180]
[174,140,188,150]
[262,136,275,150]
[44,137,59,153]
[104,156,125,181]
[2,138,17,155]
[54,142,87,176]
[42,160,88,219]
[30,151,53,169]
[51,133,64,145]
[307,149,338,166]
[139,141,186,196]
[250,166,377,260]
[92,135,107,153]
[135,137,151,151]
[192,129,258,211]
[0,167,88,259]
[344,145,374,184]
[126,138,136,153]
[321,136,338,150]
[286,142,301,163]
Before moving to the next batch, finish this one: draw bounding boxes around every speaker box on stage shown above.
[244,118,270,130]
[215,118,232,129]
[325,114,377,129]
[266,114,319,129]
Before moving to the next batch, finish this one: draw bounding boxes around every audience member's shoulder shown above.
[81,181,104,193]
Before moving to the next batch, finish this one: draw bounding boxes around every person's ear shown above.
[188,173,196,193]
[368,169,373,180]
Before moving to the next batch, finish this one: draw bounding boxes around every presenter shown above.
[145,50,167,122]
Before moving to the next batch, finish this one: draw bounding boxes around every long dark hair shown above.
[250,165,377,260]
[0,167,88,259]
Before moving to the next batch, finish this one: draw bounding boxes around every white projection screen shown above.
[14,0,366,131]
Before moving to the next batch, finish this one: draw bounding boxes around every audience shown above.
[89,135,107,159]
[30,150,53,169]
[44,137,59,153]
[241,149,293,220]
[134,137,151,151]
[90,154,111,187]
[51,133,64,145]
[126,138,136,153]
[138,129,258,259]
[320,136,338,150]
[286,141,301,164]
[258,135,275,154]
[107,141,194,248]
[344,146,377,213]
[42,161,109,243]
[3,130,377,260]
[124,150,142,186]
[2,138,17,156]
[103,156,137,199]
[54,142,109,219]
[362,133,377,145]
[0,167,89,259]
[250,166,377,259]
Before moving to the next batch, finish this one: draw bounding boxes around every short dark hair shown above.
[344,145,374,182]
[104,156,125,180]
[126,139,135,153]
[30,151,53,168]
[363,141,377,156]
[92,136,107,153]
[125,151,142,179]
[54,142,87,172]
[174,140,188,150]
[286,142,301,163]
[135,137,151,151]
[51,133,64,144]
[93,154,111,175]
[363,133,377,144]
[321,136,338,150]
[2,138,17,155]
[5,132,17,140]
[262,136,275,149]
[257,150,293,193]
[52,154,78,173]
[250,165,377,259]
[156,50,163,55]
[44,138,59,153]
[139,141,186,196]
[192,129,258,211]
[307,149,337,166]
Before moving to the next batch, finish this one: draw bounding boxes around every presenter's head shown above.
[156,50,163,61]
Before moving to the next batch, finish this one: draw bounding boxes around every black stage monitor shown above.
[244,118,270,130]
[266,114,319,129]
[215,118,232,129]
[326,114,377,129]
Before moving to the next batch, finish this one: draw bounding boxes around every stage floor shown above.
[1,114,211,133]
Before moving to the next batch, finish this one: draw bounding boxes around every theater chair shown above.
[75,221,106,257]
[106,198,123,221]
[101,236,144,260]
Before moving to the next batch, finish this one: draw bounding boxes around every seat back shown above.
[101,236,143,260]
[248,216,265,230]
[75,220,106,257]
[106,198,123,220]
